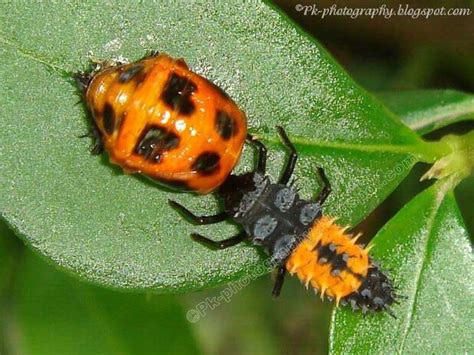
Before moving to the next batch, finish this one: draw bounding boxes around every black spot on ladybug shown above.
[192,152,220,175]
[161,73,197,115]
[118,64,145,84]
[135,125,180,163]
[215,111,238,140]
[103,103,116,135]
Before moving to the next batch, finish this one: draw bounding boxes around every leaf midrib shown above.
[397,188,444,354]
[264,136,423,155]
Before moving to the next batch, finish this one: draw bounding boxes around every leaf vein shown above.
[0,32,69,75]
[259,134,425,157]
[397,192,444,354]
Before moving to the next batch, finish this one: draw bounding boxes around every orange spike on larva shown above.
[351,232,363,244]
[289,264,299,274]
[365,243,375,253]
[320,285,327,300]
[340,225,351,235]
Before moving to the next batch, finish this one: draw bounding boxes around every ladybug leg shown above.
[246,134,267,174]
[168,200,228,225]
[314,167,331,205]
[89,122,104,155]
[79,122,104,155]
[90,140,104,155]
[191,230,247,250]
[272,265,287,297]
[276,126,298,185]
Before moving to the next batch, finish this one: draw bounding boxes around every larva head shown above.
[286,216,396,315]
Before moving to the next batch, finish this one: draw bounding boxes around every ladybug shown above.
[169,127,398,316]
[74,52,247,193]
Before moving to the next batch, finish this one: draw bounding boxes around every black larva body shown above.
[169,127,332,297]
[217,172,322,266]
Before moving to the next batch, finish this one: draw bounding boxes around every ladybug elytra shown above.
[75,52,247,193]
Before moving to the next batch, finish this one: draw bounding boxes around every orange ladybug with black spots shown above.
[75,52,247,194]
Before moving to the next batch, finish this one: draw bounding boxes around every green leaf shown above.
[379,89,474,134]
[0,1,443,291]
[329,183,474,354]
[12,249,199,355]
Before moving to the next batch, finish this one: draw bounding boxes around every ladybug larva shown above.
[169,126,398,315]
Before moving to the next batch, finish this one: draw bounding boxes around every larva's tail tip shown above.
[342,264,397,315]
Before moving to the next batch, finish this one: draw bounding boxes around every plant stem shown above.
[412,139,452,163]
[421,130,474,190]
